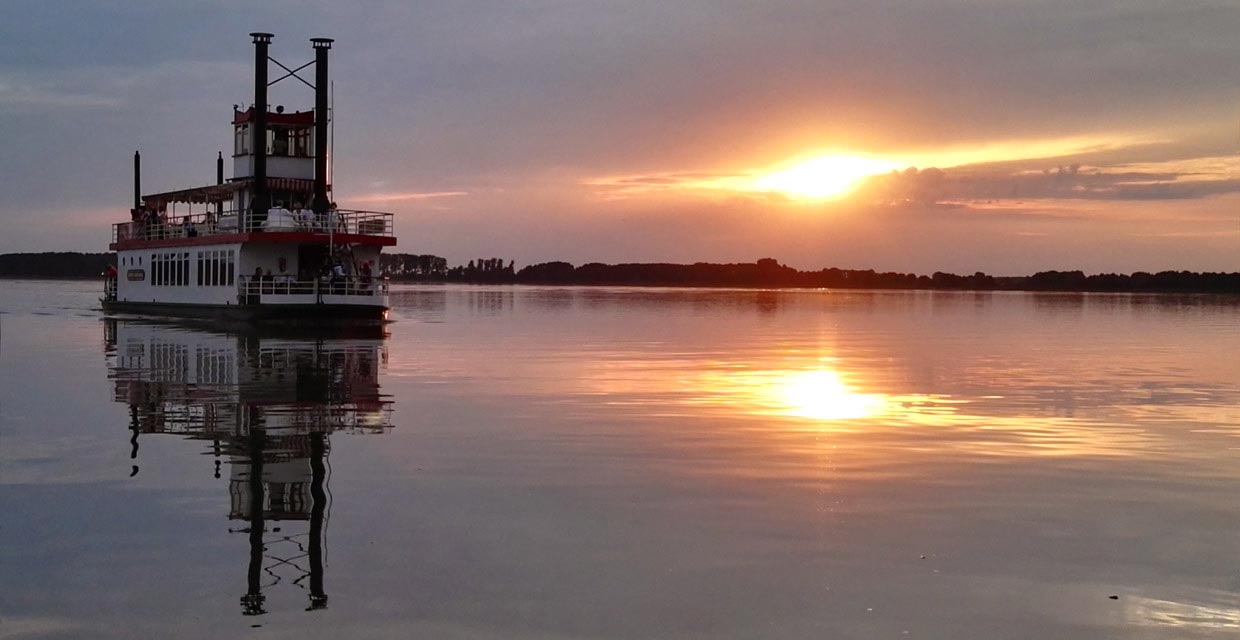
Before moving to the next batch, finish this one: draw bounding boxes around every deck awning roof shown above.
[142,177,320,208]
[142,183,242,207]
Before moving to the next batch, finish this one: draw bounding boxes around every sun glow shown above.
[778,369,890,420]
[752,154,903,200]
[585,132,1160,202]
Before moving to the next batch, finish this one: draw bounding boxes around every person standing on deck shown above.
[331,261,346,293]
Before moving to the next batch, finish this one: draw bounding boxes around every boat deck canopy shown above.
[143,177,320,208]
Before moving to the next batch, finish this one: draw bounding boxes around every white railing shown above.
[112,208,394,243]
[239,276,389,299]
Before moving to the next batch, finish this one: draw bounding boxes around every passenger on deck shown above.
[265,202,294,231]
[154,208,168,240]
[126,209,142,240]
[182,217,197,237]
[327,202,345,232]
[331,261,346,293]
[141,209,154,239]
[291,202,309,229]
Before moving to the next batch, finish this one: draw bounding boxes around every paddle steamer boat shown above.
[104,33,395,322]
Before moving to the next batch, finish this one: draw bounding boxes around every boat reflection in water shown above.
[103,318,392,616]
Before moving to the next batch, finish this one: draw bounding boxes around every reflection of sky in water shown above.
[2,282,1240,638]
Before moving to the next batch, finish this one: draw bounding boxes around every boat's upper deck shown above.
[111,208,395,250]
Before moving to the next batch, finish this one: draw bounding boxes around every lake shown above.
[2,280,1238,639]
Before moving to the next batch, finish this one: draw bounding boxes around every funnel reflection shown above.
[104,319,393,616]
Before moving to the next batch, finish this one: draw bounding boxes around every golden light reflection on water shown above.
[667,359,1161,459]
[691,363,962,428]
[1126,593,1240,631]
[702,366,897,423]
[777,369,888,420]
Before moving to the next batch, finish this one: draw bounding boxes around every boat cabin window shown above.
[233,123,311,157]
[290,127,311,157]
[234,124,250,155]
[151,252,190,287]
[196,249,236,287]
[270,126,311,157]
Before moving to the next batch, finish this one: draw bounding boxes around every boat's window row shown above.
[120,255,142,266]
[233,123,312,158]
[151,252,191,287]
[196,250,236,287]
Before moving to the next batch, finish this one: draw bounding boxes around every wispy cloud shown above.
[0,78,122,109]
[584,134,1163,201]
[349,190,468,204]
[584,172,746,199]
[859,155,1240,205]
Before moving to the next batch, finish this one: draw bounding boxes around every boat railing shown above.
[112,208,394,243]
[238,275,389,299]
[103,277,118,301]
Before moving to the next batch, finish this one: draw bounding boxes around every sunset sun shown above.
[753,154,901,200]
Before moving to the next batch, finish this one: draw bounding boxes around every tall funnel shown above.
[216,151,225,218]
[250,32,273,227]
[133,150,141,211]
[311,37,333,215]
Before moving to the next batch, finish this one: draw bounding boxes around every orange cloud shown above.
[349,191,468,204]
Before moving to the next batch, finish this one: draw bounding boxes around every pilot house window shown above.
[269,126,311,157]
[234,124,250,155]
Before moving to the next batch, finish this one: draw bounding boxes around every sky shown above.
[1,0,1238,275]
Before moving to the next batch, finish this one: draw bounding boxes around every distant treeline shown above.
[0,252,115,278]
[395,255,1239,294]
[4,252,1238,294]
[382,254,515,282]
[509,259,1239,293]
[380,253,448,277]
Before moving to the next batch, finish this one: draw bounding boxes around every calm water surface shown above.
[2,280,1239,639]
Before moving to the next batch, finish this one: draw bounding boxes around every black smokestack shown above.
[216,152,224,217]
[250,32,273,226]
[133,150,141,211]
[311,37,333,215]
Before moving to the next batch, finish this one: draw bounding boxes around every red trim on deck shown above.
[233,108,314,126]
[111,232,397,251]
